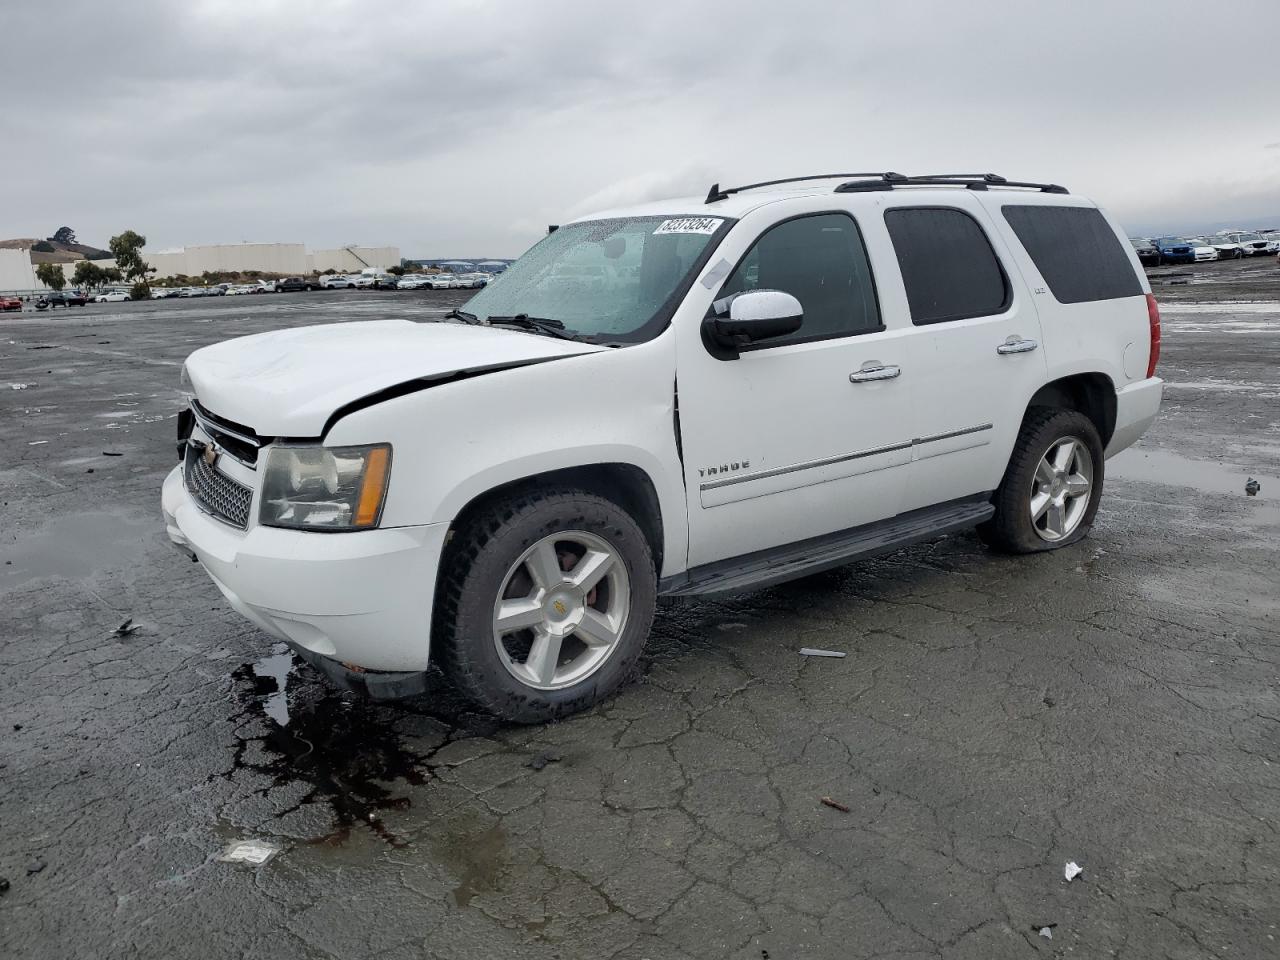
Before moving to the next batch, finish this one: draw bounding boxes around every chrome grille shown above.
[185,445,253,529]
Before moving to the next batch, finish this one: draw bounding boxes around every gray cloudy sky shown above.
[3,1,1278,257]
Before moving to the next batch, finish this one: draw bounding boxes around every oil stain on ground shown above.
[226,649,488,848]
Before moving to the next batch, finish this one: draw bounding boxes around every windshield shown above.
[1129,239,1150,248]
[462,215,729,342]
[1157,237,1185,245]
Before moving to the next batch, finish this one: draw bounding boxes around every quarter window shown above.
[884,207,1010,325]
[1002,205,1143,304]
[718,213,881,345]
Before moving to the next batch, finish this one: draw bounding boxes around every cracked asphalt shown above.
[2,266,1278,959]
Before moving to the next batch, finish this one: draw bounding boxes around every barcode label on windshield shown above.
[653,218,724,236]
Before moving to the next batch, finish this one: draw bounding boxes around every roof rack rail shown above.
[834,172,1068,194]
[705,173,888,204]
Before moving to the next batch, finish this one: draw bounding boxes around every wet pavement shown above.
[2,275,1279,959]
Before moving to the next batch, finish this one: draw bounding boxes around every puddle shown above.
[226,661,484,848]
[244,644,294,726]
[1108,447,1277,505]
[431,821,509,907]
[0,512,154,589]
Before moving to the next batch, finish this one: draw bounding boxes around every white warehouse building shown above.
[146,243,400,279]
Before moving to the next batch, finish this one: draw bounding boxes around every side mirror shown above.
[703,290,803,360]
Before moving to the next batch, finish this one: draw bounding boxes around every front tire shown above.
[435,489,657,723]
[978,408,1104,554]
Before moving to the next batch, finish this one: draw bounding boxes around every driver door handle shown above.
[997,336,1039,355]
[849,363,901,383]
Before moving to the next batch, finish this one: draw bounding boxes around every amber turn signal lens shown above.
[354,446,391,527]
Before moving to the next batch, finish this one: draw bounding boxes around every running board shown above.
[659,495,994,598]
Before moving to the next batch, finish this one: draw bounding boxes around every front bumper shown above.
[1106,377,1164,458]
[162,465,449,682]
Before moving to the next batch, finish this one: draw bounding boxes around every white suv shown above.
[162,172,1164,721]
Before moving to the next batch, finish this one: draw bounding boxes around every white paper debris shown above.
[799,648,847,658]
[10,383,29,390]
[218,839,281,865]
[1064,861,1083,882]
[1039,926,1053,940]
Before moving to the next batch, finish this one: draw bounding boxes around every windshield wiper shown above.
[444,308,480,324]
[486,314,588,342]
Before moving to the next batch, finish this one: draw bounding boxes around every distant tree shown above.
[35,262,66,291]
[32,241,55,253]
[387,265,405,276]
[51,226,76,245]
[322,268,337,275]
[72,260,107,291]
[103,267,122,285]
[108,230,150,282]
[129,281,151,301]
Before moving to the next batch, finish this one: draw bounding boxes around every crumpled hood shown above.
[185,318,604,436]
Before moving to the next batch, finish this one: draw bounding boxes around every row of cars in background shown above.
[150,270,494,298]
[2,270,500,310]
[1130,230,1280,266]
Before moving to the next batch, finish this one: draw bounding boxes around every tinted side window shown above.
[719,213,881,345]
[1002,205,1142,304]
[884,207,1010,325]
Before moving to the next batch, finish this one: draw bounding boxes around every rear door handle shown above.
[849,363,901,383]
[997,336,1039,355]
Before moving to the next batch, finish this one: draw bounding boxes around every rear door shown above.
[879,199,1048,511]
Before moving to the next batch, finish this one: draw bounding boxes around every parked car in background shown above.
[1207,236,1246,259]
[0,295,22,311]
[94,290,131,302]
[423,273,459,289]
[1129,238,1159,266]
[319,274,353,289]
[1188,239,1218,263]
[165,171,1164,720]
[395,274,431,290]
[276,277,319,292]
[1153,237,1195,264]
[1217,232,1272,256]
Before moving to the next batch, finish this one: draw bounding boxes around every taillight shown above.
[1145,293,1161,378]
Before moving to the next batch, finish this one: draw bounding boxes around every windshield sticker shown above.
[700,258,732,289]
[653,217,724,236]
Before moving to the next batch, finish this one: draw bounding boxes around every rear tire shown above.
[434,488,657,723]
[978,408,1104,554]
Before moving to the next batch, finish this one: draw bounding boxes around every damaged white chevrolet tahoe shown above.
[163,172,1163,722]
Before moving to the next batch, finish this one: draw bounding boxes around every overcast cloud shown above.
[2,0,1278,257]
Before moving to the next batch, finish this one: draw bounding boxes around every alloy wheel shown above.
[492,530,631,690]
[1030,437,1094,542]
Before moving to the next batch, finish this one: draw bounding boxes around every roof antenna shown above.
[705,183,729,204]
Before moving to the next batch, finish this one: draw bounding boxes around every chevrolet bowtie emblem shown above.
[553,600,567,615]
[202,442,219,467]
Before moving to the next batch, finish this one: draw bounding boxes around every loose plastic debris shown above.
[526,750,563,771]
[217,839,280,866]
[799,648,846,658]
[1064,861,1083,882]
[113,618,140,637]
[1245,478,1260,497]
[9,383,29,390]
[1039,926,1054,940]
[820,796,851,813]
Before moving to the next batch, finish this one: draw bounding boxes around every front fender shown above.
[326,338,690,578]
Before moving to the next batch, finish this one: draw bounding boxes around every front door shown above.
[676,208,916,568]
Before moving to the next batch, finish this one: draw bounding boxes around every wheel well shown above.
[1026,374,1116,446]
[447,463,665,573]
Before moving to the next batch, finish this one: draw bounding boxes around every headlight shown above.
[259,444,392,531]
